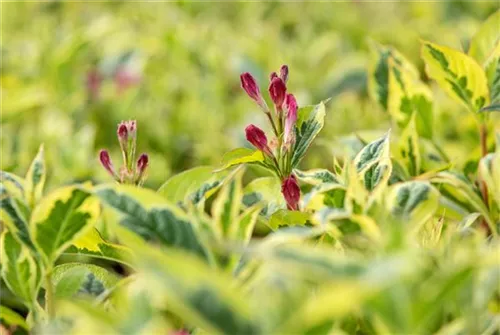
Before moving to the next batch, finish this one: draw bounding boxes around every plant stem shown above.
[265,112,279,137]
[478,120,491,234]
[45,270,55,320]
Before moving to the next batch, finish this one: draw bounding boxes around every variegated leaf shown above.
[468,10,500,68]
[421,40,489,112]
[0,231,42,306]
[30,185,101,266]
[397,114,421,176]
[291,102,326,168]
[217,148,266,171]
[243,177,285,217]
[24,144,46,208]
[386,181,440,229]
[158,166,229,206]
[96,184,209,261]
[212,168,244,239]
[51,263,119,299]
[388,58,434,139]
[293,168,339,185]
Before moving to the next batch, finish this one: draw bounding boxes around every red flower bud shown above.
[117,123,128,141]
[281,175,300,211]
[270,72,278,81]
[269,77,287,107]
[240,72,262,103]
[137,153,149,173]
[280,65,289,83]
[284,94,298,148]
[99,150,117,178]
[245,124,272,156]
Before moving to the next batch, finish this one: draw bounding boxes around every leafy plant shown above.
[1,6,500,335]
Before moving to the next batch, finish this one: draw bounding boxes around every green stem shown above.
[265,112,279,137]
[45,270,55,320]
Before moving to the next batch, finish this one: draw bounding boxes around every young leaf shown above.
[24,144,46,208]
[0,170,25,201]
[51,263,119,299]
[96,184,209,261]
[158,166,229,206]
[30,185,101,266]
[421,40,489,112]
[0,231,42,306]
[386,181,440,230]
[291,102,326,168]
[353,132,392,193]
[479,152,500,209]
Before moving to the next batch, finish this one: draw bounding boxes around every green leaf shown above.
[293,168,339,185]
[479,152,500,209]
[421,40,489,112]
[51,263,119,299]
[24,144,46,208]
[397,114,421,176]
[30,185,101,266]
[96,184,209,261]
[269,209,311,230]
[0,231,41,306]
[386,181,440,229]
[468,10,500,68]
[243,177,285,217]
[368,41,420,111]
[0,306,28,330]
[217,148,265,171]
[430,172,494,230]
[291,102,326,168]
[212,168,244,239]
[0,170,25,201]
[63,228,134,267]
[158,166,229,206]
[134,246,262,335]
[353,132,392,193]
[0,184,36,253]
[388,58,434,139]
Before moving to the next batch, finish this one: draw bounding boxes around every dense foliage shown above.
[1,2,500,335]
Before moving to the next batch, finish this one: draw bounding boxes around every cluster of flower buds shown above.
[240,65,300,211]
[99,120,149,186]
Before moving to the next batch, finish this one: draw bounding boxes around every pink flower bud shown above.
[280,65,289,83]
[281,175,300,211]
[270,72,278,81]
[99,150,117,178]
[284,94,298,147]
[269,77,287,107]
[137,153,149,173]
[117,123,128,141]
[240,72,261,103]
[245,124,272,156]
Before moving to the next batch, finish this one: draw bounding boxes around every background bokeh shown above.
[2,1,499,189]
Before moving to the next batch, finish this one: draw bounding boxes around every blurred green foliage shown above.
[2,1,498,189]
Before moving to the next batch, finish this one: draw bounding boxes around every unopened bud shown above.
[270,72,278,81]
[137,154,149,173]
[99,150,117,178]
[281,175,300,211]
[284,94,298,148]
[240,72,262,103]
[269,77,287,107]
[280,65,289,83]
[245,124,273,157]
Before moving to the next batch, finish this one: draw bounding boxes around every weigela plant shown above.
[240,65,302,210]
[99,120,149,185]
